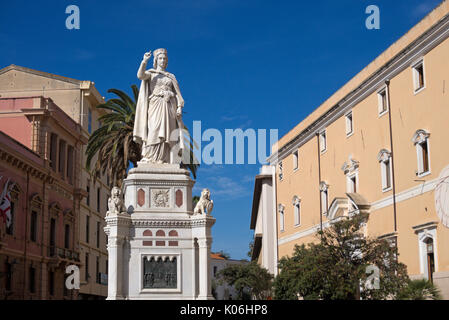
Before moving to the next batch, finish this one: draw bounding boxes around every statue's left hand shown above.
[176,107,182,118]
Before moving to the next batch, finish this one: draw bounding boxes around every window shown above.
[378,88,388,115]
[345,112,353,136]
[96,256,100,284]
[96,221,100,248]
[320,182,329,215]
[293,197,301,226]
[378,149,392,191]
[30,210,38,242]
[88,108,92,134]
[278,204,285,232]
[319,130,327,153]
[49,271,55,296]
[278,162,283,181]
[49,133,58,171]
[85,253,89,281]
[5,262,12,291]
[97,187,101,213]
[65,224,70,249]
[50,218,56,249]
[86,215,90,243]
[292,150,299,171]
[413,130,431,176]
[348,175,357,193]
[58,140,66,177]
[6,202,15,235]
[413,60,425,92]
[29,266,36,293]
[86,181,90,206]
[213,266,218,277]
[67,146,74,185]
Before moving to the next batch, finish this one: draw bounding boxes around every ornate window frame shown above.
[278,204,285,232]
[320,181,329,215]
[377,149,393,192]
[342,156,359,193]
[412,129,431,177]
[413,222,438,279]
[29,194,43,242]
[292,196,301,227]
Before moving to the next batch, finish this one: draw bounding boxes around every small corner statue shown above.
[133,48,185,164]
[107,186,125,216]
[193,188,214,216]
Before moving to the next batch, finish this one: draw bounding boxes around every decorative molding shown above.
[412,129,430,145]
[377,149,391,162]
[341,156,359,175]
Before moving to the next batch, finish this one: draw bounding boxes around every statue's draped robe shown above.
[133,69,184,163]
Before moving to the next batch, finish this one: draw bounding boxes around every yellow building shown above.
[254,1,449,298]
[0,65,110,299]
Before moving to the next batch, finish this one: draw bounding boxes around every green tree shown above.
[397,279,441,300]
[86,85,198,187]
[217,261,273,300]
[274,212,409,300]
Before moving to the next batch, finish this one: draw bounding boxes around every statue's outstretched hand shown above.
[143,51,152,62]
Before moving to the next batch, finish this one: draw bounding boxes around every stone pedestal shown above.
[105,163,215,300]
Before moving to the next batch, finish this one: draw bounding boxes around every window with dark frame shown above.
[6,202,14,235]
[65,224,70,249]
[49,271,55,296]
[85,253,89,281]
[67,146,74,185]
[29,266,36,293]
[86,182,90,206]
[58,140,66,177]
[415,63,425,90]
[97,187,101,213]
[96,256,100,284]
[96,221,100,248]
[5,262,12,291]
[30,210,38,242]
[86,215,90,243]
[50,133,58,171]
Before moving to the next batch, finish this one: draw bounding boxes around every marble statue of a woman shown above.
[133,48,185,164]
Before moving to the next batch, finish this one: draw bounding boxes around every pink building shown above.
[0,96,87,299]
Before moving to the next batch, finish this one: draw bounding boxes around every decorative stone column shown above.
[104,213,131,300]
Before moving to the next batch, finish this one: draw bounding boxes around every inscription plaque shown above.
[143,257,177,289]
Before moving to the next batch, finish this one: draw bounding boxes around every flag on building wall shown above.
[0,177,12,228]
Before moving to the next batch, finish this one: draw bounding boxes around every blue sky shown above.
[0,0,442,259]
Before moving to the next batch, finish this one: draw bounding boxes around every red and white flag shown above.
[0,178,12,228]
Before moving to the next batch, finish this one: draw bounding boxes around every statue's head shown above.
[201,188,210,200]
[153,48,168,69]
[112,186,121,198]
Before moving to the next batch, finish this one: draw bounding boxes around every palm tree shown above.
[86,85,198,187]
[397,279,442,300]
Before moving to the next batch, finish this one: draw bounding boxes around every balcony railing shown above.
[47,246,80,261]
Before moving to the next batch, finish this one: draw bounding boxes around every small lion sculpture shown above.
[107,186,125,216]
[193,188,214,215]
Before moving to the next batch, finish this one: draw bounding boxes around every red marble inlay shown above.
[175,189,183,207]
[156,230,165,237]
[156,241,165,246]
[168,241,178,247]
[143,230,152,236]
[143,241,152,246]
[137,189,145,207]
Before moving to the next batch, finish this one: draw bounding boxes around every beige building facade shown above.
[0,65,110,299]
[259,1,449,298]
